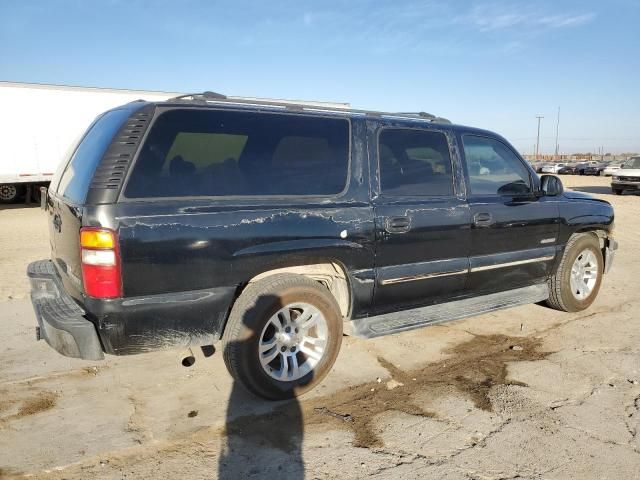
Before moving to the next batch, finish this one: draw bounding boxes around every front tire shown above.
[546,234,603,312]
[222,274,343,400]
[613,188,623,195]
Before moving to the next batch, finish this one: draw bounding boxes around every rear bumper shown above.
[27,260,104,360]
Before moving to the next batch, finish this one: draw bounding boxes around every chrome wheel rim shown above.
[259,302,328,382]
[570,249,599,300]
[0,184,17,201]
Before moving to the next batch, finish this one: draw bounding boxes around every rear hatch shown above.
[46,107,136,301]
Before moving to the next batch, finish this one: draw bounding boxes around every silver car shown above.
[541,163,566,174]
[603,163,622,176]
[611,157,640,195]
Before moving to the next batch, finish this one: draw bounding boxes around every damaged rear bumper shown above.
[27,260,104,361]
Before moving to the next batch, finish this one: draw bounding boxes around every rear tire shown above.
[546,234,603,312]
[613,188,623,195]
[222,274,343,400]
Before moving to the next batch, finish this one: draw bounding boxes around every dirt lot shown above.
[1,175,639,479]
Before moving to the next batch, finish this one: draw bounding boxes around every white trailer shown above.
[0,81,348,203]
[0,82,182,203]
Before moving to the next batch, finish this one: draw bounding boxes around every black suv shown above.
[28,93,618,399]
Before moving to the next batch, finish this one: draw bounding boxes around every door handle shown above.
[473,212,493,227]
[384,216,411,234]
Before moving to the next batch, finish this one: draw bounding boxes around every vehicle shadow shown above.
[570,185,640,196]
[569,185,614,195]
[0,203,40,211]
[218,294,306,479]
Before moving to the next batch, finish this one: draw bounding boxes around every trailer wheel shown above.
[0,184,22,204]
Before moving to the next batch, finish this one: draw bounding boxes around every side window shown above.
[462,135,531,196]
[378,129,454,196]
[124,109,349,198]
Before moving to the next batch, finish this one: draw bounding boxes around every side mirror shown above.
[540,175,564,196]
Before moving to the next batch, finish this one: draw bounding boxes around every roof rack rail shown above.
[391,112,452,124]
[169,91,227,101]
[161,94,453,123]
[396,111,436,120]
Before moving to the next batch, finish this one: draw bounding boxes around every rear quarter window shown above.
[54,108,132,204]
[124,109,350,198]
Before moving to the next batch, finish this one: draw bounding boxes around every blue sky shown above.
[1,0,639,153]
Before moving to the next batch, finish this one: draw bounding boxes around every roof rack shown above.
[169,91,227,101]
[164,92,452,124]
[394,112,452,124]
[395,111,436,119]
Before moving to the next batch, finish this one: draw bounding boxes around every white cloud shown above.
[537,13,596,28]
[458,3,596,32]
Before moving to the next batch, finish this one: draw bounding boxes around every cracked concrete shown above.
[1,175,640,479]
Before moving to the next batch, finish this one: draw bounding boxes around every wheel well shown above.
[572,229,607,249]
[248,262,351,318]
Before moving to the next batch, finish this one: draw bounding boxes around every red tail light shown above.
[80,227,122,298]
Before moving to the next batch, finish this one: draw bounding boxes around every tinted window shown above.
[124,109,349,198]
[378,129,454,196]
[462,135,531,195]
[55,109,131,203]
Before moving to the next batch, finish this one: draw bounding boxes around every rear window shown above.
[124,109,350,198]
[54,108,131,203]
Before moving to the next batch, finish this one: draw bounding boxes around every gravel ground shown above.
[0,175,638,479]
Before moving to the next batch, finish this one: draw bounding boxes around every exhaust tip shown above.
[181,348,196,367]
[181,355,196,367]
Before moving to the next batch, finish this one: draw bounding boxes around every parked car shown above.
[535,162,550,173]
[557,163,578,175]
[603,163,623,177]
[27,94,618,399]
[612,156,640,195]
[583,162,608,176]
[570,163,592,175]
[541,163,567,174]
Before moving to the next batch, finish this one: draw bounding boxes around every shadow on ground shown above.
[219,293,305,479]
[568,185,640,196]
[0,203,40,211]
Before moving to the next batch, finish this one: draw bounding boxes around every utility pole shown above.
[535,116,544,161]
[554,107,560,159]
